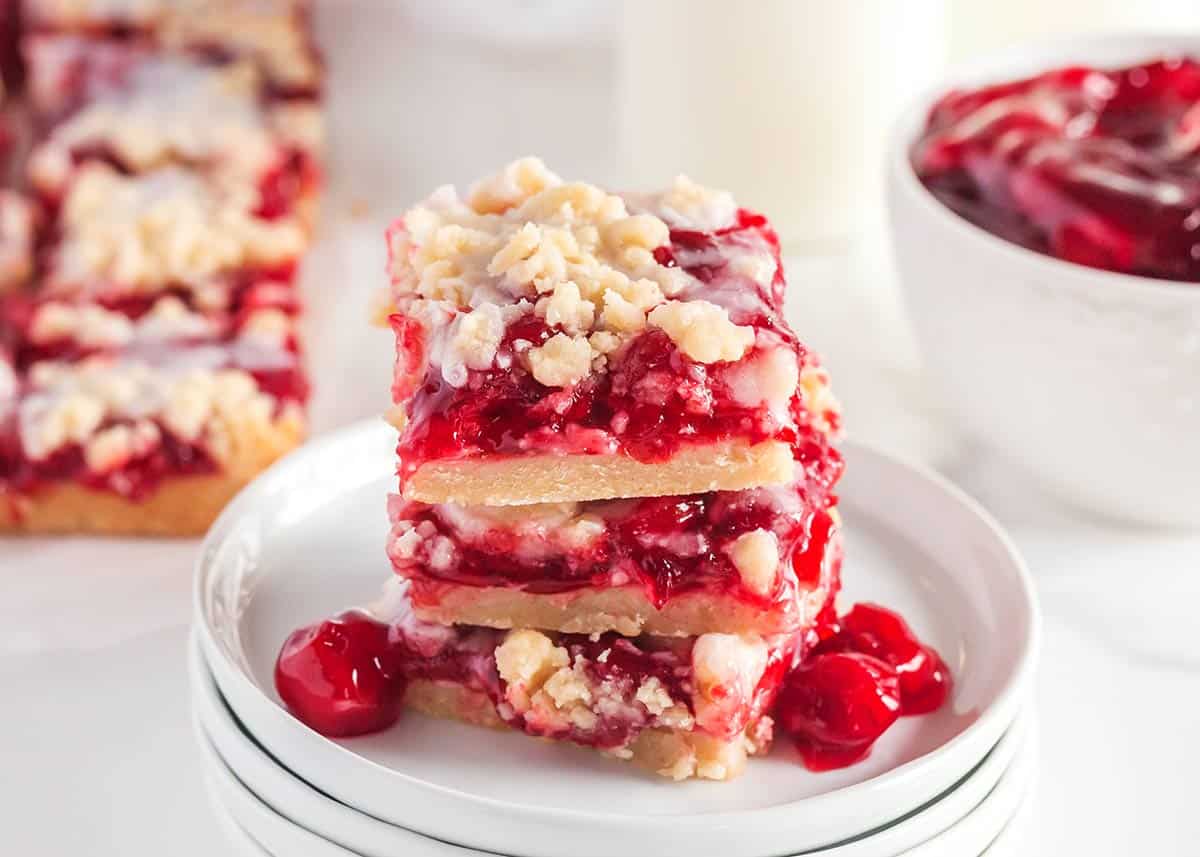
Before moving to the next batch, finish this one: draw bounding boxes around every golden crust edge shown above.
[403,439,795,506]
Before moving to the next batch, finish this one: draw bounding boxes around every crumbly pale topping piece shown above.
[28,57,302,194]
[725,529,780,597]
[626,175,738,232]
[387,157,758,389]
[0,192,37,293]
[17,355,279,471]
[690,633,769,736]
[799,363,840,434]
[495,629,695,738]
[49,164,305,294]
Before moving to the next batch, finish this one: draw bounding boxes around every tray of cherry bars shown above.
[0,0,321,535]
[192,161,1039,857]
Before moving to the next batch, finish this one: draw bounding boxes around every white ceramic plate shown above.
[904,721,1038,857]
[193,419,1040,857]
[198,693,1036,857]
[190,632,1033,857]
[204,785,273,857]
[198,720,365,857]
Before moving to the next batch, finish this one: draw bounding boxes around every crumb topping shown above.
[17,355,279,467]
[647,300,754,363]
[494,629,699,743]
[629,175,738,232]
[48,164,305,295]
[387,157,761,389]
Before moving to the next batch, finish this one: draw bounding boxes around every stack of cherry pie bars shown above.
[0,0,322,535]
[377,159,846,781]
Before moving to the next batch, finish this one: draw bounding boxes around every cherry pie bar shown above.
[0,0,320,535]
[384,158,840,506]
[272,159,952,783]
[276,583,820,781]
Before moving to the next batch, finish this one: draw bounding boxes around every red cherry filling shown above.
[914,57,1200,282]
[776,601,952,771]
[813,603,953,715]
[776,652,901,771]
[274,611,407,738]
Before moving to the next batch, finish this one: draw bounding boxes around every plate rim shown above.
[193,418,1041,854]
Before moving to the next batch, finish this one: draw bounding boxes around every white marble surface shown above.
[3,6,1200,854]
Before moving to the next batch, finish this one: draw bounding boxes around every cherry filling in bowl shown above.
[388,476,841,612]
[393,211,835,471]
[913,57,1200,281]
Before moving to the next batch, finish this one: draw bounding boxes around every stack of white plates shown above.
[191,421,1041,857]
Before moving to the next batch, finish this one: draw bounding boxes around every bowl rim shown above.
[888,30,1200,299]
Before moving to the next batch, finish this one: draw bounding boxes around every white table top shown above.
[3,8,1199,853]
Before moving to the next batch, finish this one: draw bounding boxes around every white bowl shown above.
[190,631,1034,857]
[192,419,1039,857]
[886,34,1200,528]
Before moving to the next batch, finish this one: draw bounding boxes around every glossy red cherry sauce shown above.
[388,478,841,625]
[914,58,1200,281]
[274,603,802,749]
[393,209,836,476]
[777,602,953,771]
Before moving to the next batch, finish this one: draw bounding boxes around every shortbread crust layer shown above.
[402,439,796,506]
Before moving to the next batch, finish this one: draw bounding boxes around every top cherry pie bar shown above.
[385,159,839,506]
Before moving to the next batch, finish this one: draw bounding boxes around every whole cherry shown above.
[814,603,952,715]
[776,651,902,772]
[274,611,407,737]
